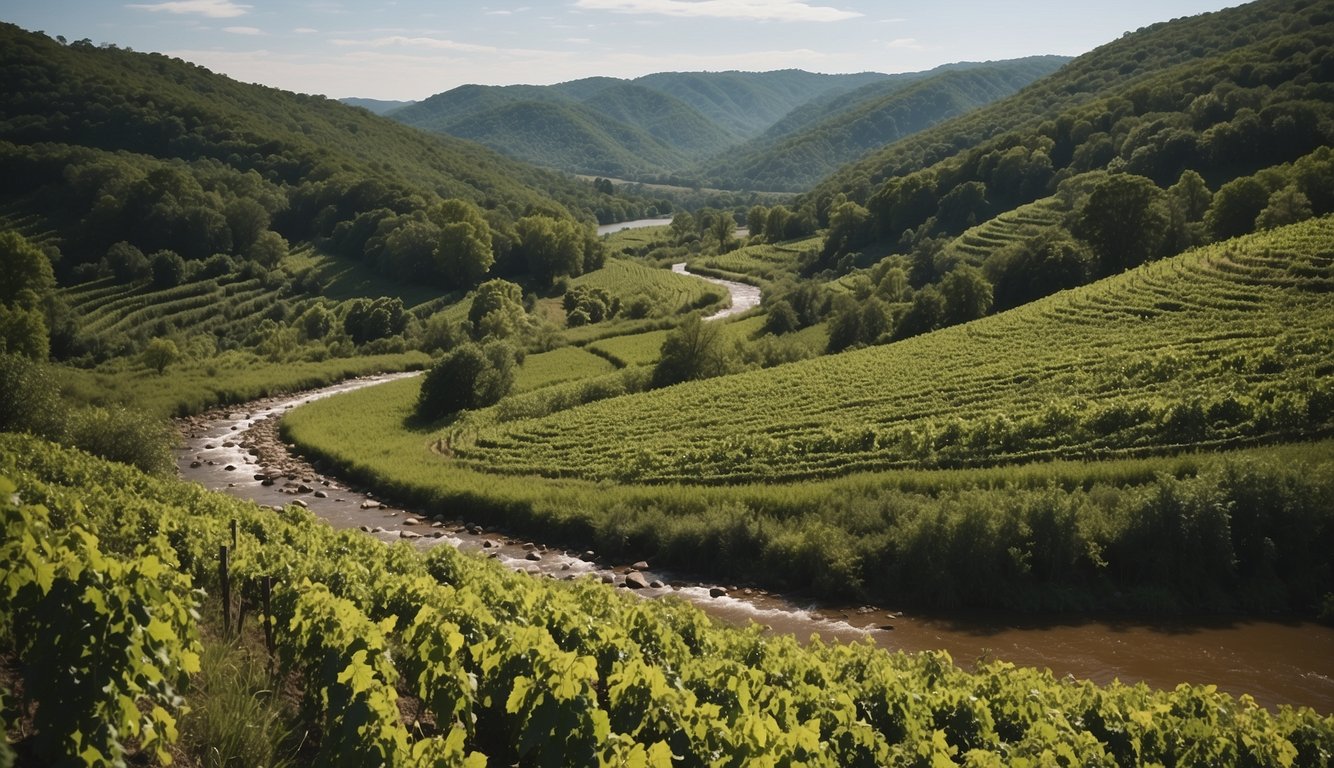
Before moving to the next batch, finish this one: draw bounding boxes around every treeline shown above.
[0,24,662,319]
[808,0,1331,254]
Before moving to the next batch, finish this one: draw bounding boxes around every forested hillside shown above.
[805,0,1332,265]
[702,56,1070,191]
[391,63,1060,186]
[0,22,671,367]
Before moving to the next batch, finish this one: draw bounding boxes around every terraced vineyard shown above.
[569,257,726,314]
[690,236,820,283]
[936,196,1066,269]
[65,275,288,341]
[450,217,1334,483]
[513,346,617,392]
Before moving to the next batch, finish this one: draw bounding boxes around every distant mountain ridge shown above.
[698,56,1070,191]
[388,62,1066,187]
[339,97,416,115]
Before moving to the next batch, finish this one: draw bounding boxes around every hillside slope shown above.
[453,216,1334,482]
[807,0,1333,250]
[703,56,1070,191]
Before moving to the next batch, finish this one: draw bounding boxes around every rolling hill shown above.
[806,0,1334,254]
[701,56,1070,191]
[390,62,1064,185]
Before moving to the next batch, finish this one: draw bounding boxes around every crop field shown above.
[513,346,617,392]
[56,351,429,417]
[296,247,450,309]
[450,217,1334,483]
[585,328,669,367]
[570,257,726,315]
[937,195,1066,268]
[690,236,820,283]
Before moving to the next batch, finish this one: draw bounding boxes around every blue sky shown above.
[5,1,1241,101]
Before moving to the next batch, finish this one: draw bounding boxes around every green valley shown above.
[2,0,1333,762]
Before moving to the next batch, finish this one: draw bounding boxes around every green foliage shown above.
[7,434,1331,765]
[812,0,1334,274]
[0,484,201,765]
[1074,174,1171,275]
[467,278,528,340]
[64,404,177,475]
[416,341,518,420]
[0,352,64,436]
[651,314,729,387]
[562,285,619,326]
[141,337,180,374]
[343,297,407,345]
[0,230,54,306]
[514,214,595,285]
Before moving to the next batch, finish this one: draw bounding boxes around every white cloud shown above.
[294,27,319,34]
[223,26,264,35]
[332,35,558,58]
[125,0,251,18]
[573,0,860,22]
[885,37,924,50]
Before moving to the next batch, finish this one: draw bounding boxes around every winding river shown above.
[176,377,1334,714]
[172,235,1333,713]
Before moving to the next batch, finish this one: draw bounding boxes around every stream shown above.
[176,376,1334,714]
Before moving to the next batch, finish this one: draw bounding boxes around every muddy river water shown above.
[176,375,1334,714]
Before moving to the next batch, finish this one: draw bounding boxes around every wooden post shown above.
[219,545,231,637]
[230,518,238,550]
[236,580,247,635]
[262,575,274,655]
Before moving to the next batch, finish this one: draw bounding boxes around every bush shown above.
[0,353,64,436]
[64,405,177,475]
[416,341,518,421]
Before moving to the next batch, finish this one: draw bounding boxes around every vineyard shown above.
[3,433,1332,765]
[513,346,617,392]
[448,217,1334,483]
[689,236,821,284]
[936,196,1066,270]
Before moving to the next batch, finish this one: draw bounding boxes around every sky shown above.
[4,0,1242,101]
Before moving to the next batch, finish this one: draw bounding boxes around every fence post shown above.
[262,575,274,655]
[219,545,231,637]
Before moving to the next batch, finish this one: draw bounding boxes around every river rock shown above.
[290,499,308,508]
[600,573,615,584]
[581,550,596,562]
[650,580,665,589]
[525,551,543,561]
[631,560,650,571]
[400,530,421,539]
[224,465,236,471]
[297,484,313,494]
[361,500,381,509]
[402,517,419,526]
[624,572,650,589]
[189,461,201,468]
[482,539,500,549]
[314,490,328,498]
[709,587,728,598]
